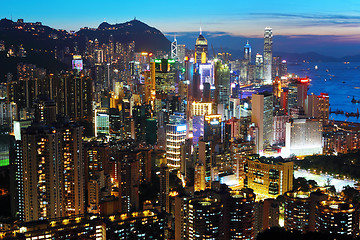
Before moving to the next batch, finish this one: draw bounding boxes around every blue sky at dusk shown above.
[1,0,360,56]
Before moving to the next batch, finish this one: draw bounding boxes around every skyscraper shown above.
[188,198,222,239]
[166,114,187,169]
[21,125,63,222]
[263,27,273,84]
[244,41,251,62]
[20,122,85,222]
[251,93,273,153]
[255,54,264,82]
[195,29,208,64]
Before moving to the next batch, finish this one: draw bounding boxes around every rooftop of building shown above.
[248,155,293,165]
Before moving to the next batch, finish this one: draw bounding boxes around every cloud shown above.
[249,13,360,27]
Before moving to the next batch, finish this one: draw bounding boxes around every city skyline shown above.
[1,0,360,57]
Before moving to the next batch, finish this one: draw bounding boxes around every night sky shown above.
[1,0,360,56]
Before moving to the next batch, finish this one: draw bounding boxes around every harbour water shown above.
[287,62,360,123]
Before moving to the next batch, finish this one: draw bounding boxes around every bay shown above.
[287,62,360,123]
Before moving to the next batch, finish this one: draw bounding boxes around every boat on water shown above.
[315,65,318,70]
[351,96,360,103]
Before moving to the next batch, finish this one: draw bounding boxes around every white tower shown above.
[171,36,178,60]
[263,27,273,85]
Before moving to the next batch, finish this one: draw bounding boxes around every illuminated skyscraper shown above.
[21,125,63,222]
[177,44,186,63]
[194,161,206,192]
[188,198,222,239]
[244,41,251,62]
[285,118,322,157]
[263,27,273,84]
[251,93,273,153]
[255,54,264,81]
[166,114,187,169]
[20,122,85,222]
[152,59,176,95]
[195,29,208,64]
[61,124,85,217]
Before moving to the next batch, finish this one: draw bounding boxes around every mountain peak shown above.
[83,19,170,52]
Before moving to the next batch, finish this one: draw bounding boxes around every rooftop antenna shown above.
[200,20,202,35]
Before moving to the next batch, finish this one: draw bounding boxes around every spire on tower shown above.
[200,26,202,35]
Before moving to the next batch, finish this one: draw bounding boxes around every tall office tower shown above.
[214,62,231,109]
[159,164,170,213]
[192,116,204,144]
[280,60,288,77]
[171,37,178,60]
[21,125,63,222]
[61,123,85,217]
[272,76,282,109]
[203,114,222,144]
[254,199,279,236]
[272,56,282,79]
[146,118,157,145]
[132,105,152,141]
[251,93,273,153]
[244,41,251,62]
[198,139,212,188]
[263,27,273,84]
[273,115,289,146]
[177,44,186,62]
[306,93,329,124]
[184,58,195,98]
[94,109,110,137]
[195,29,208,64]
[245,156,293,199]
[316,200,359,237]
[284,190,327,233]
[119,155,140,212]
[285,118,322,157]
[152,59,176,95]
[175,194,189,240]
[194,161,206,192]
[187,198,222,239]
[222,189,256,240]
[166,114,187,169]
[255,54,264,82]
[296,78,310,110]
